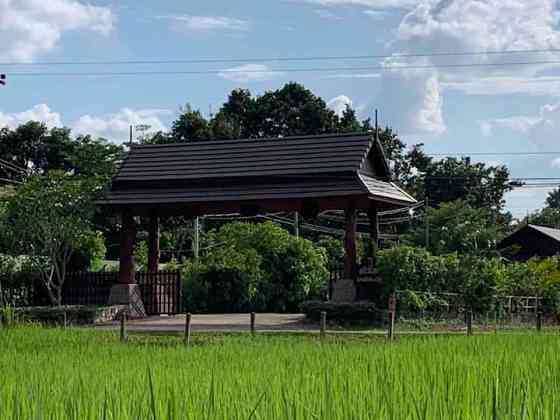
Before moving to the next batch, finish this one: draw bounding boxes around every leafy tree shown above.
[0,171,103,305]
[546,188,560,209]
[171,105,212,142]
[526,208,560,228]
[422,158,514,212]
[404,200,505,255]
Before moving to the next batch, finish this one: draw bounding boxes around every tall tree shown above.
[0,172,102,305]
[546,188,560,209]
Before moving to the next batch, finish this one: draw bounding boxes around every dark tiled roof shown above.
[103,132,416,208]
[114,133,373,182]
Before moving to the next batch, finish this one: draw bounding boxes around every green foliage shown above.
[133,241,149,272]
[0,171,103,305]
[526,207,560,228]
[180,222,328,313]
[3,330,560,418]
[377,246,500,313]
[546,188,560,209]
[378,245,560,315]
[300,300,384,325]
[404,200,504,255]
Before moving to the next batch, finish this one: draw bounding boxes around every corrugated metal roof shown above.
[114,132,373,182]
[528,224,560,243]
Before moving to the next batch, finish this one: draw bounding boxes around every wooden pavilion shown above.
[100,132,416,312]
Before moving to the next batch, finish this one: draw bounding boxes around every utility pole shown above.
[129,125,133,147]
[193,217,200,260]
[294,212,300,239]
[425,196,430,248]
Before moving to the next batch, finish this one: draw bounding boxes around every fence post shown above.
[62,311,67,329]
[466,310,473,336]
[250,312,256,336]
[320,311,327,340]
[536,311,543,332]
[120,311,127,342]
[184,313,192,345]
[387,311,395,341]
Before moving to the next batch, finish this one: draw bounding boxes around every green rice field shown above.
[0,328,559,419]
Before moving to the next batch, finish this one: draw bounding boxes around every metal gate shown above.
[137,271,182,315]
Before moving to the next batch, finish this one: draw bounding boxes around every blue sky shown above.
[1,0,560,217]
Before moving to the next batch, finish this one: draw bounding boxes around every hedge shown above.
[300,300,386,325]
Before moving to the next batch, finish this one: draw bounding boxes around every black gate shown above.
[137,271,182,315]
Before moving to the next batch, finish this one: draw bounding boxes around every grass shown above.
[0,327,559,419]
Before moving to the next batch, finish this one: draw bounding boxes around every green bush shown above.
[181,222,328,313]
[300,301,385,325]
[4,306,106,326]
[377,246,502,313]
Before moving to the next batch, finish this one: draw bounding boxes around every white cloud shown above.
[363,9,387,19]
[0,104,62,129]
[72,108,169,144]
[443,77,560,97]
[0,0,113,62]
[324,73,380,79]
[162,15,249,33]
[0,105,170,144]
[327,95,353,116]
[377,60,445,136]
[314,9,343,21]
[481,102,560,148]
[374,0,560,137]
[218,64,283,83]
[298,0,416,9]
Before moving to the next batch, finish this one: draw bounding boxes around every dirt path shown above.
[95,313,314,333]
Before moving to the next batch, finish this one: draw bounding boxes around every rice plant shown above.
[0,327,558,419]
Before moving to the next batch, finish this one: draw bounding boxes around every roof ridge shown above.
[133,131,373,149]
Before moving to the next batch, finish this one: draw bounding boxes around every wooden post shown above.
[147,211,160,273]
[368,206,379,266]
[120,311,127,342]
[387,311,395,341]
[320,311,327,339]
[250,312,256,335]
[344,201,357,280]
[466,310,473,336]
[119,210,137,284]
[536,311,542,332]
[184,313,192,345]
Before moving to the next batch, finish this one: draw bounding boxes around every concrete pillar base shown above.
[331,278,357,302]
[108,284,147,318]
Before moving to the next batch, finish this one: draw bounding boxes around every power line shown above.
[2,47,560,67]
[6,60,560,78]
[427,151,560,157]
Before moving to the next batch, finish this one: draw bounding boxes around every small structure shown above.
[100,132,416,312]
[498,224,560,261]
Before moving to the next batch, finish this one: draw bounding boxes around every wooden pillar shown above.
[368,206,379,266]
[147,212,160,273]
[119,210,137,284]
[344,201,357,280]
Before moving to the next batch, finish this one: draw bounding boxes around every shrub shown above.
[181,222,328,313]
[4,306,107,326]
[300,300,385,325]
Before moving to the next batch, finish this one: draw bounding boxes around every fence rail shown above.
[2,271,182,316]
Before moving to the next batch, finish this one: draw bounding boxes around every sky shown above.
[1,0,560,218]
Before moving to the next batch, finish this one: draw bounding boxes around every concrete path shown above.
[96,313,314,333]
